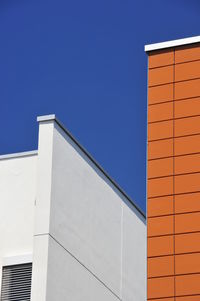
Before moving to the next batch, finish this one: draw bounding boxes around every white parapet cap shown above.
[37,114,56,122]
[145,35,200,52]
[37,114,146,218]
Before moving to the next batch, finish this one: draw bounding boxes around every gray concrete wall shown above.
[32,116,146,301]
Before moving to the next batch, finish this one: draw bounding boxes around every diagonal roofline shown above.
[37,114,146,219]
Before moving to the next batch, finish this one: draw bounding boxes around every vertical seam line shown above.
[173,48,176,301]
[120,202,123,299]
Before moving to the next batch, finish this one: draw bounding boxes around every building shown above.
[145,36,200,301]
[0,114,146,301]
[2,34,200,301]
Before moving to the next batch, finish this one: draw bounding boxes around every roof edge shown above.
[145,35,200,52]
[37,115,146,219]
[0,150,38,161]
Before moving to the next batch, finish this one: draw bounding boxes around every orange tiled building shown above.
[146,36,200,301]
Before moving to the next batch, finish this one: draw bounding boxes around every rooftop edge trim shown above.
[145,35,200,52]
[37,114,146,219]
[0,150,38,160]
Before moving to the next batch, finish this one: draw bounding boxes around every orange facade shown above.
[147,44,200,300]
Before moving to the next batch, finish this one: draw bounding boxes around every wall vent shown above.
[0,263,32,301]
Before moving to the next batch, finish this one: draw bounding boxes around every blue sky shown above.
[0,1,199,212]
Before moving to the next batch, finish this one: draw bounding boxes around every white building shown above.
[0,115,146,301]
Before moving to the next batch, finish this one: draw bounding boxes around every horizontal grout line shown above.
[148,251,200,259]
[148,174,173,180]
[148,293,200,300]
[148,100,173,106]
[148,230,200,239]
[149,76,200,88]
[148,297,174,300]
[148,211,200,219]
[148,190,200,199]
[149,81,173,88]
[148,95,200,106]
[148,152,200,161]
[175,58,200,65]
[148,114,200,124]
[148,58,200,71]
[149,63,174,70]
[148,132,200,143]
[148,271,200,280]
[148,210,200,219]
[148,171,200,180]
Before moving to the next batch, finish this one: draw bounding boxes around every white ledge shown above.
[37,114,56,122]
[145,35,200,52]
[0,150,38,160]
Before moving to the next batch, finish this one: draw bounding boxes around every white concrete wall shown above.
[31,120,54,301]
[0,153,37,293]
[32,117,146,301]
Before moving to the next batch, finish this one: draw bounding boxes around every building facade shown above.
[0,115,146,301]
[2,35,200,301]
[146,36,200,300]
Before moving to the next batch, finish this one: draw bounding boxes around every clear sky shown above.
[0,0,199,212]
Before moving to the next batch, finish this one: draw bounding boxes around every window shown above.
[1,263,32,301]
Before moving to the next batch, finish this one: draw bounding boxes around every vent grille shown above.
[1,263,32,301]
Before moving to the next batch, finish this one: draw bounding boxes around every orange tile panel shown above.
[175,232,200,254]
[175,153,200,175]
[148,177,173,198]
[149,84,173,104]
[175,173,200,194]
[148,276,174,299]
[175,60,200,82]
[148,195,173,217]
[148,157,173,178]
[175,253,200,275]
[148,139,173,159]
[175,212,200,234]
[175,78,200,100]
[148,101,173,122]
[174,134,200,156]
[175,44,200,63]
[176,274,200,296]
[175,97,200,118]
[176,296,200,301]
[148,256,174,278]
[149,65,173,86]
[148,215,174,237]
[149,49,174,68]
[148,120,173,141]
[175,116,200,137]
[148,235,174,257]
[175,192,200,214]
